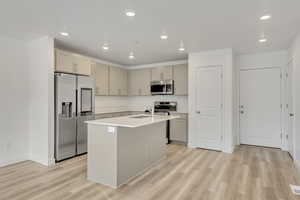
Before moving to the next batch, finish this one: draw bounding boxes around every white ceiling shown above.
[1,0,300,66]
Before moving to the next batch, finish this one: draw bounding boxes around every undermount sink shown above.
[130,115,152,119]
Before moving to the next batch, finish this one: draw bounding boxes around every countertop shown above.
[86,114,180,128]
[95,111,188,115]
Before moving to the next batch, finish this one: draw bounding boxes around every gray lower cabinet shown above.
[170,114,188,143]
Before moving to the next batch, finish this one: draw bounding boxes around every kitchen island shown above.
[85,114,179,188]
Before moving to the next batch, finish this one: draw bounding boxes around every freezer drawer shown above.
[56,116,77,161]
[77,114,95,154]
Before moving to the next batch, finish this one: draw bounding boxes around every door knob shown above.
[290,113,294,117]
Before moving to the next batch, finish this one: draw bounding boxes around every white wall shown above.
[188,49,235,153]
[236,50,288,148]
[28,37,55,166]
[236,51,288,69]
[289,33,300,168]
[0,36,31,166]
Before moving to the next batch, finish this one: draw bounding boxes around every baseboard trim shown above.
[223,145,235,154]
[0,156,28,167]
[294,159,300,173]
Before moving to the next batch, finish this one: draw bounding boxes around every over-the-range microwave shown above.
[151,80,174,95]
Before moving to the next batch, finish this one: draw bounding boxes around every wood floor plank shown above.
[1,144,300,200]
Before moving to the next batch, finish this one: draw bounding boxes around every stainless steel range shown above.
[154,101,177,144]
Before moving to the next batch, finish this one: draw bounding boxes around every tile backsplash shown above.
[95,96,188,114]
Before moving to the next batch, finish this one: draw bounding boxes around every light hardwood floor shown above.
[1,144,300,200]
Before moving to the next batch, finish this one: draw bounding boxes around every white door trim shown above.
[238,67,283,149]
[285,59,295,158]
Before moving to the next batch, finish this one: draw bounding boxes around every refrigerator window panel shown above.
[81,88,93,113]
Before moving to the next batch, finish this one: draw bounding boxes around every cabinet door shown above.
[170,118,187,142]
[76,56,91,76]
[151,66,173,81]
[139,68,151,95]
[120,69,128,96]
[128,70,139,96]
[161,66,173,80]
[109,66,128,96]
[91,63,109,95]
[173,64,188,95]
[109,66,120,95]
[55,49,74,73]
[55,49,91,75]
[128,69,151,96]
[151,67,161,81]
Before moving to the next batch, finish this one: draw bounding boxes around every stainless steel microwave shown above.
[151,80,174,95]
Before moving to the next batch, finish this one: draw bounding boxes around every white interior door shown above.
[240,68,282,148]
[286,61,294,157]
[194,66,223,151]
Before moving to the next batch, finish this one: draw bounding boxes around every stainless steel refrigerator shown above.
[55,73,95,162]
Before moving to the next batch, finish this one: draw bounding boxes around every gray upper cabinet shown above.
[151,66,173,81]
[121,69,128,96]
[173,64,188,95]
[55,49,73,73]
[91,62,109,96]
[109,66,128,96]
[55,49,91,76]
[128,69,151,96]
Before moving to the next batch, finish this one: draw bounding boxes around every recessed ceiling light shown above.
[102,44,109,51]
[125,10,136,17]
[260,15,271,20]
[129,52,135,59]
[160,34,168,40]
[60,32,69,36]
[259,38,267,43]
[178,41,185,52]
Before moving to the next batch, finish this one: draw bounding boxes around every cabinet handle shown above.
[196,111,200,114]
